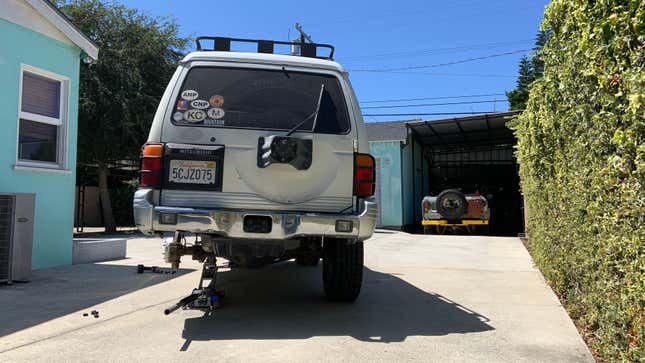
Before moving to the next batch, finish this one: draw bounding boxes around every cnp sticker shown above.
[191,99,209,109]
[209,95,224,107]
[181,90,199,101]
[207,108,225,119]
[176,100,190,111]
[172,111,183,121]
[183,109,206,123]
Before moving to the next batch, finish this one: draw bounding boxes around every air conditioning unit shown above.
[0,193,35,283]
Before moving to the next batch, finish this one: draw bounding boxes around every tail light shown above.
[422,200,430,214]
[140,143,163,187]
[354,153,375,197]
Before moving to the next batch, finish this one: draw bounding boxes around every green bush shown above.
[512,1,644,361]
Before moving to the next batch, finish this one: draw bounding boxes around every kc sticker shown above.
[191,99,210,109]
[207,108,225,119]
[183,109,206,123]
[181,90,199,101]
[172,111,183,121]
[176,100,190,111]
[209,95,224,107]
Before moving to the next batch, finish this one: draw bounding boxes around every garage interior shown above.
[407,111,524,236]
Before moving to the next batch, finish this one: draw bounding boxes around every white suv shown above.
[133,37,377,302]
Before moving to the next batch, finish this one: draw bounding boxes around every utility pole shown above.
[295,23,313,43]
[292,23,313,55]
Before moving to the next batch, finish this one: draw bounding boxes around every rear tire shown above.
[436,189,467,220]
[323,238,363,302]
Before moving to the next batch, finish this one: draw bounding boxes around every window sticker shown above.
[172,111,184,121]
[204,119,225,126]
[176,100,190,111]
[207,108,225,119]
[191,99,209,109]
[183,109,206,123]
[209,95,224,108]
[181,90,199,100]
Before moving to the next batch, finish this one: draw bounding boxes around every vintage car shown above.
[421,189,490,234]
[133,36,377,307]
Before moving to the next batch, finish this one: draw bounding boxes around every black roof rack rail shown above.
[195,36,335,61]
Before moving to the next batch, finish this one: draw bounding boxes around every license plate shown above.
[168,160,217,184]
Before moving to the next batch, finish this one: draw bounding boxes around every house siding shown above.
[0,19,81,269]
[368,141,403,228]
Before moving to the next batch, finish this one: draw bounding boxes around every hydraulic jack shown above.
[163,231,224,315]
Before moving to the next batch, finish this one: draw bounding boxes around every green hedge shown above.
[512,1,644,361]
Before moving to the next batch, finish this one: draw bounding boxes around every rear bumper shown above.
[133,189,378,241]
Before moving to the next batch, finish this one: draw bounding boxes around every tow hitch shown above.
[163,231,225,315]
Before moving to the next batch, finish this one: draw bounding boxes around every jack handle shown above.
[164,293,199,315]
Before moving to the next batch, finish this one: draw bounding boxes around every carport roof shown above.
[365,120,417,142]
[406,111,520,147]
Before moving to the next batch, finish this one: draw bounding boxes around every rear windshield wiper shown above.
[286,84,325,136]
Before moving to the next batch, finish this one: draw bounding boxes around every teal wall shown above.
[369,141,403,227]
[0,19,81,269]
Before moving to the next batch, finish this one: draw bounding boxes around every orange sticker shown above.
[209,95,224,107]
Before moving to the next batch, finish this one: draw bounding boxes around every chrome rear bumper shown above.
[133,189,377,241]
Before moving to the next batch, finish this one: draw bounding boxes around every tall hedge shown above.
[512,1,644,361]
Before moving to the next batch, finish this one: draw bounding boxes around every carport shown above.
[406,111,524,235]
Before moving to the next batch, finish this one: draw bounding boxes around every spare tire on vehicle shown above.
[436,189,467,220]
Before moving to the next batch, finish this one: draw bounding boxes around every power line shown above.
[351,71,516,78]
[363,111,500,117]
[347,49,531,72]
[337,39,533,62]
[360,93,506,104]
[361,99,506,109]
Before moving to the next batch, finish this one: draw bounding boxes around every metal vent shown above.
[0,196,13,282]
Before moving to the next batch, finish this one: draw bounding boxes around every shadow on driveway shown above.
[0,262,192,337]
[180,263,492,350]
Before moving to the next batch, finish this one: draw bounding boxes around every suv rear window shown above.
[172,67,351,134]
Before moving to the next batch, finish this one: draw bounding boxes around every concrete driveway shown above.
[0,232,593,362]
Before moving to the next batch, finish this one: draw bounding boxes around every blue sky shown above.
[119,0,549,121]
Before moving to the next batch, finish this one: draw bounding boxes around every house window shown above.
[17,65,69,169]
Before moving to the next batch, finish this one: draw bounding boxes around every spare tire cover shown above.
[436,189,468,220]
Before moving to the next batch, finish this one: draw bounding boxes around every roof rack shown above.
[195,36,335,60]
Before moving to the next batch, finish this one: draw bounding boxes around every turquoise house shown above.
[367,121,429,229]
[0,0,98,269]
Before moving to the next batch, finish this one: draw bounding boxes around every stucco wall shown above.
[0,19,81,269]
[368,141,403,227]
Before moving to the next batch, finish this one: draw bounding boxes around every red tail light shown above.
[354,153,375,197]
[422,200,430,213]
[140,143,163,187]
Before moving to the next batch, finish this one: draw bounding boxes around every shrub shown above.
[512,0,644,360]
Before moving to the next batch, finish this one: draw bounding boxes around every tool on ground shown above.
[137,264,175,274]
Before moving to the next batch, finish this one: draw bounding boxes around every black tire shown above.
[436,189,468,220]
[295,255,319,266]
[322,238,363,302]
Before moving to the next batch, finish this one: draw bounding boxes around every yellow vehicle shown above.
[421,189,489,234]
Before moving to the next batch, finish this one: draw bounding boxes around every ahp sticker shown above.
[207,108,225,119]
[172,112,184,121]
[183,109,206,123]
[176,100,190,111]
[181,90,199,101]
[209,95,224,107]
[191,99,210,109]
